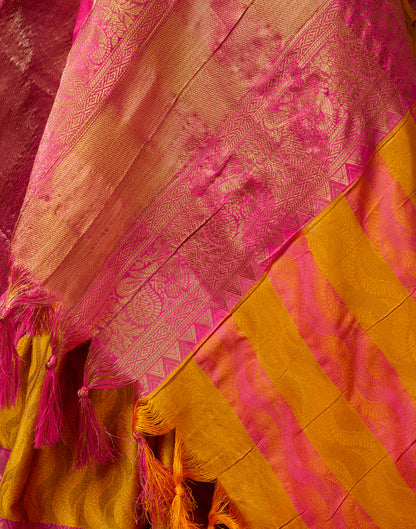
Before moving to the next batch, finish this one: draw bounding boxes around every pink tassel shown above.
[34,355,63,448]
[0,314,19,407]
[75,386,114,467]
[75,342,133,467]
[15,304,54,341]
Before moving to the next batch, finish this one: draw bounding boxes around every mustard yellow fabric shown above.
[0,336,138,528]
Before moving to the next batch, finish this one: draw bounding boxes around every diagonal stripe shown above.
[234,272,416,529]
[196,318,379,528]
[345,151,416,299]
[267,233,416,493]
[302,196,416,526]
[144,358,307,529]
[304,195,416,406]
[232,277,416,528]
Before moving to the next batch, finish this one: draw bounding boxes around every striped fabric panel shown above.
[218,280,416,528]
[141,104,416,528]
[268,237,416,492]
[197,320,380,528]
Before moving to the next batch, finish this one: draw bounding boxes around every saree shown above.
[1,0,416,527]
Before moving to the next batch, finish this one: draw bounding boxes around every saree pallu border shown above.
[6,0,416,395]
[3,0,415,473]
[3,95,413,529]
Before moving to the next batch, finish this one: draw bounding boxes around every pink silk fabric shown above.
[72,0,94,43]
[9,0,416,394]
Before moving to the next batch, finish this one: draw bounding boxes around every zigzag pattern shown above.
[139,65,416,392]
[13,0,416,395]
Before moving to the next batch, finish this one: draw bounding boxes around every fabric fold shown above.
[1,0,416,527]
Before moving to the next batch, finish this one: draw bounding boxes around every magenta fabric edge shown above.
[72,0,94,43]
[0,446,10,477]
[0,521,83,529]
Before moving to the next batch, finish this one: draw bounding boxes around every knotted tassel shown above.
[75,385,114,467]
[134,398,176,528]
[207,481,246,529]
[0,311,19,407]
[135,432,175,528]
[75,344,133,467]
[34,353,63,447]
[170,434,201,529]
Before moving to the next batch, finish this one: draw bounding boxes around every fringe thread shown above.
[134,398,175,527]
[0,265,55,410]
[170,434,201,529]
[134,398,172,437]
[75,345,133,467]
[34,352,63,448]
[0,313,19,407]
[136,434,175,528]
[207,481,246,529]
[75,386,114,467]
[134,398,207,528]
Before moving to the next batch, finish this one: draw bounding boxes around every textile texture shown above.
[135,106,416,528]
[1,0,416,528]
[0,0,79,293]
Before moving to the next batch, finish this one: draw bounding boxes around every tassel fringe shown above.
[15,304,54,340]
[170,434,201,529]
[34,354,63,448]
[75,387,114,467]
[134,398,175,526]
[207,481,246,529]
[134,398,207,528]
[134,398,172,437]
[75,345,134,467]
[136,434,175,528]
[0,313,19,407]
[0,265,55,410]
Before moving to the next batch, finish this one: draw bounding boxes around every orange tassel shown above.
[207,481,246,529]
[136,433,175,528]
[134,399,175,528]
[170,434,201,529]
[134,398,214,529]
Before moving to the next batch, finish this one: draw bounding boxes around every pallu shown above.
[1,0,416,527]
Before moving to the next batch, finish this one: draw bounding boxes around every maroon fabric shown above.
[0,0,80,292]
